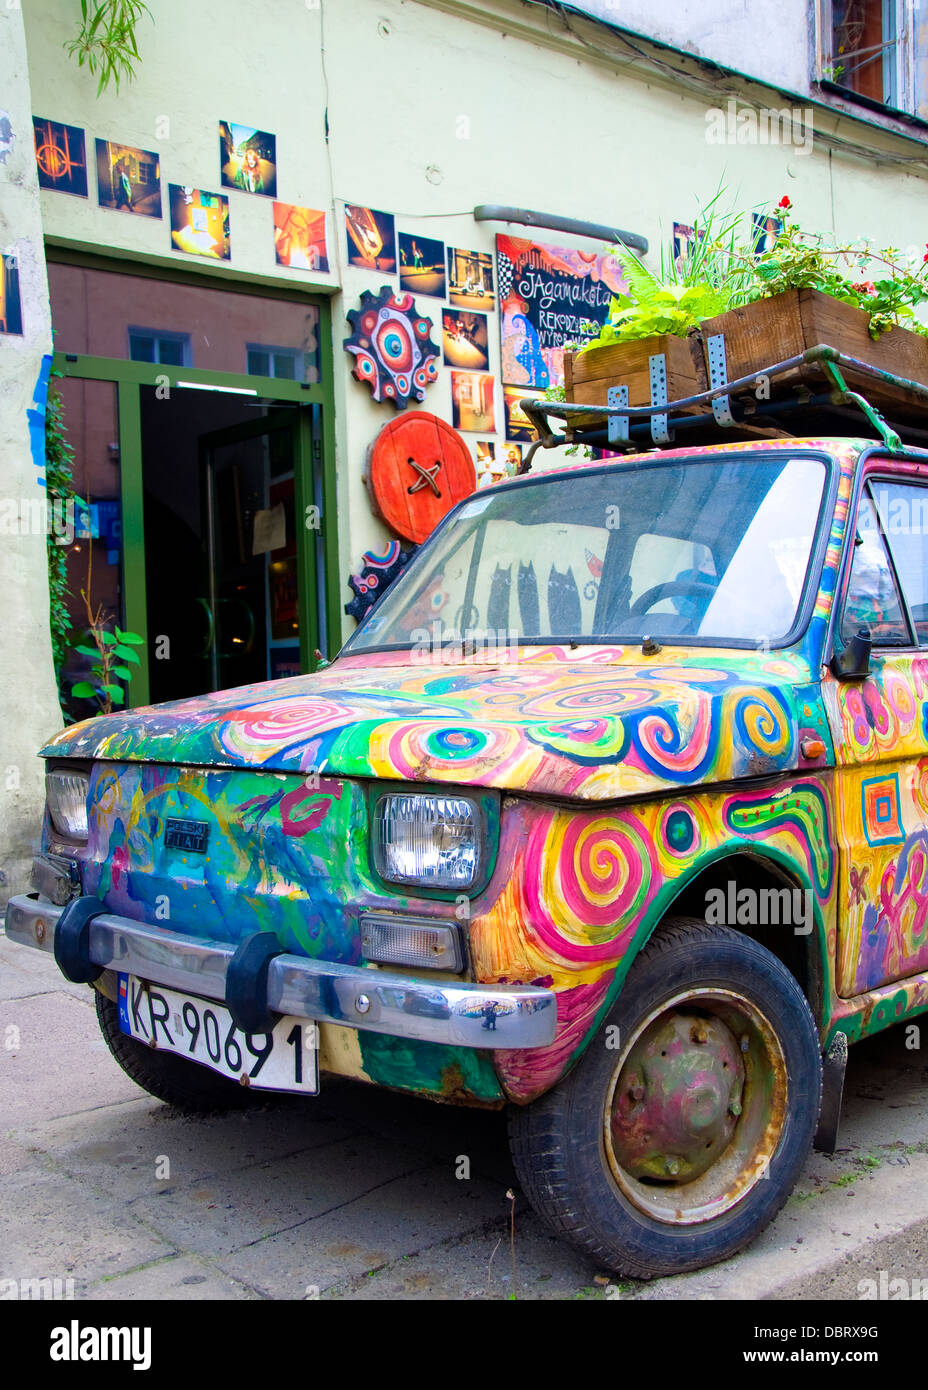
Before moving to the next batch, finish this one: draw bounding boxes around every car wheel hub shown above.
[603,988,788,1225]
[610,1011,745,1182]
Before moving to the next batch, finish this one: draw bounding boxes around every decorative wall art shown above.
[345,540,416,623]
[33,117,87,196]
[368,412,477,545]
[398,233,446,298]
[752,213,783,256]
[448,247,494,310]
[344,286,439,409]
[504,386,544,441]
[0,254,23,336]
[451,371,496,434]
[169,184,230,260]
[273,202,328,271]
[345,205,396,272]
[672,221,703,274]
[497,234,626,390]
[219,121,277,197]
[95,140,162,217]
[442,308,489,370]
[475,440,521,488]
[475,440,497,487]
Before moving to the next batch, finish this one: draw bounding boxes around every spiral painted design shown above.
[520,680,653,719]
[379,721,526,779]
[732,689,793,758]
[220,697,356,758]
[633,697,713,778]
[523,811,657,958]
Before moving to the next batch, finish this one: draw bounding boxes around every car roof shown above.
[481,435,928,493]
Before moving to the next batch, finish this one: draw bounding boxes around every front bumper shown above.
[5,893,557,1050]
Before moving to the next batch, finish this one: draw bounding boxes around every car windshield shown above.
[347,453,828,652]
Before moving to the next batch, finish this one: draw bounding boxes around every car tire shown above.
[95,989,256,1113]
[508,918,822,1279]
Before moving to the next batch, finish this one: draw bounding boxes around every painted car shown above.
[8,434,928,1278]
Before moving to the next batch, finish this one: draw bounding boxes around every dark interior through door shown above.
[141,385,299,703]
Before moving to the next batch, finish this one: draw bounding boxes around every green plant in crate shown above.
[746,197,928,339]
[580,192,758,349]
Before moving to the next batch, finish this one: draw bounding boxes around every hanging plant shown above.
[64,0,152,95]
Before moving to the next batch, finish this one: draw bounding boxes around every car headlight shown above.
[373,792,484,890]
[46,766,90,841]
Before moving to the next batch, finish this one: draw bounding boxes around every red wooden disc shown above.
[368,411,476,545]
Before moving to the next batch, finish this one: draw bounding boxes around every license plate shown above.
[117,974,319,1094]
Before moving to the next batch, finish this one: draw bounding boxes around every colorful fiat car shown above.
[7,435,928,1279]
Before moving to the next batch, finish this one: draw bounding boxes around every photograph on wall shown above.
[504,386,544,442]
[752,212,782,256]
[442,307,489,370]
[95,140,162,218]
[451,371,496,433]
[273,202,329,271]
[475,440,496,487]
[169,184,231,260]
[33,117,88,197]
[0,254,23,336]
[497,234,626,390]
[344,204,396,272]
[398,233,446,298]
[448,247,494,311]
[476,439,521,488]
[672,221,706,274]
[219,121,277,197]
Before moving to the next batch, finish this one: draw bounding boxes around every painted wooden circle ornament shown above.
[369,411,476,544]
[344,285,440,409]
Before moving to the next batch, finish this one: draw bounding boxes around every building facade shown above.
[2,0,928,898]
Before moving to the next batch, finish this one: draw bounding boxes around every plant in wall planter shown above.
[564,195,757,409]
[702,197,928,386]
[566,196,928,410]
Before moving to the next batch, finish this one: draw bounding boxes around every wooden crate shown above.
[563,332,707,412]
[700,288,928,404]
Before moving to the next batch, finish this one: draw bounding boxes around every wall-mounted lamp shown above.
[474,205,647,252]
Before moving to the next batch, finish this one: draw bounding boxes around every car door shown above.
[823,468,928,997]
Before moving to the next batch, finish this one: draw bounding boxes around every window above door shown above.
[129,327,192,367]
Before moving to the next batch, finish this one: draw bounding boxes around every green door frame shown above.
[53,347,341,706]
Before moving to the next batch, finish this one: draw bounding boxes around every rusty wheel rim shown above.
[602,988,788,1226]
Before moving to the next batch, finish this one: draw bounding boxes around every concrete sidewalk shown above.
[1,930,926,1301]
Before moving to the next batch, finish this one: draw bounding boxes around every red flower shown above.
[778,195,792,210]
[852,281,877,296]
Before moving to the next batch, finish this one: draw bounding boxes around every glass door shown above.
[201,411,300,692]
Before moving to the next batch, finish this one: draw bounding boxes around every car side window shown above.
[841,491,910,647]
[871,480,928,646]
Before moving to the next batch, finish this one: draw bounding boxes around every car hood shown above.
[43,646,825,801]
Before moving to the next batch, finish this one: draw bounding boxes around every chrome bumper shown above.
[4,894,557,1049]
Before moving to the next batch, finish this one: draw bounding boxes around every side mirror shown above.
[830,627,872,681]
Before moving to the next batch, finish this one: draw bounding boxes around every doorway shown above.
[140,387,319,703]
[48,255,339,711]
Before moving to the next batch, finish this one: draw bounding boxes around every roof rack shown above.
[518,343,928,472]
